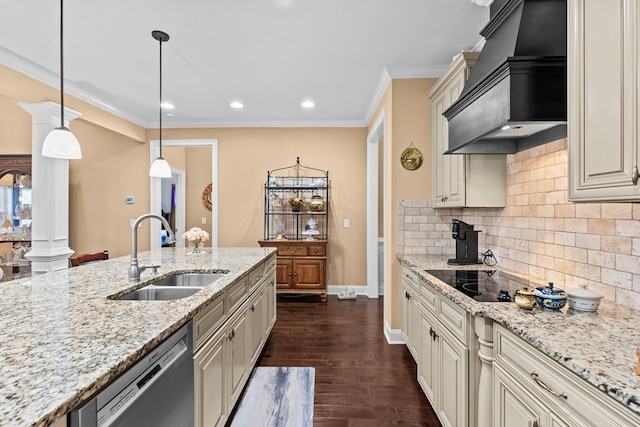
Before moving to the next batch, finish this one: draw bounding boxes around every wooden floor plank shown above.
[258,295,442,426]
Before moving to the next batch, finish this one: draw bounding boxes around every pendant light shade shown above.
[42,0,82,160]
[149,30,171,178]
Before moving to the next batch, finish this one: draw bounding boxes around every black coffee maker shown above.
[447,219,481,265]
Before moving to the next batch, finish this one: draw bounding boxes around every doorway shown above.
[149,139,218,250]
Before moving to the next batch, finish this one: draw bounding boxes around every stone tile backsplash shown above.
[398,139,640,309]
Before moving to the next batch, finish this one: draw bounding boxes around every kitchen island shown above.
[399,254,640,427]
[0,246,276,427]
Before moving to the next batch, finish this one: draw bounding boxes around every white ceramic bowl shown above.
[566,284,603,312]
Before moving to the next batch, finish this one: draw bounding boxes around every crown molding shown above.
[471,0,494,6]
[161,119,367,128]
[386,64,449,79]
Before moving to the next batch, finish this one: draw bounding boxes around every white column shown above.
[19,101,81,273]
[474,316,494,427]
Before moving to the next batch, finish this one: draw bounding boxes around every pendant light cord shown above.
[59,0,65,127]
[158,33,163,158]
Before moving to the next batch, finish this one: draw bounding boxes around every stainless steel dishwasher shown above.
[70,321,193,427]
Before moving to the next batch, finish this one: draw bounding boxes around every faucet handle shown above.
[141,265,160,275]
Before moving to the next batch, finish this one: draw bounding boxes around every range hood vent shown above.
[444,0,567,154]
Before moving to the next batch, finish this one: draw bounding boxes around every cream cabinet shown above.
[494,324,640,427]
[401,265,474,427]
[417,280,471,427]
[568,0,640,201]
[193,258,276,427]
[400,266,420,360]
[428,52,506,208]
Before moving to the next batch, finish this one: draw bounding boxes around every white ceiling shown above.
[0,0,488,128]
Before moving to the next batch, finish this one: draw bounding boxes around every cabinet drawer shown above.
[495,325,640,427]
[438,296,469,345]
[248,262,266,293]
[194,297,225,350]
[401,266,420,292]
[419,280,438,315]
[278,246,307,256]
[308,245,325,256]
[228,278,248,314]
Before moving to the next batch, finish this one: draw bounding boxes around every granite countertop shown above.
[399,254,640,417]
[0,246,276,427]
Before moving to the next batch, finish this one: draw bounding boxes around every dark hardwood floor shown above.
[257,295,442,427]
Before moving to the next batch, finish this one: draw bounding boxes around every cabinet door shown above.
[568,0,640,201]
[292,259,325,289]
[401,281,418,358]
[275,259,293,289]
[418,306,437,406]
[249,289,265,365]
[265,277,276,333]
[436,325,468,427]
[229,309,249,407]
[494,367,543,427]
[432,92,449,208]
[442,73,467,207]
[194,328,227,427]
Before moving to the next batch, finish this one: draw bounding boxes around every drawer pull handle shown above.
[289,249,297,254]
[633,165,639,185]
[530,372,567,399]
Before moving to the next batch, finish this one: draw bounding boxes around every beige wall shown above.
[398,139,640,310]
[367,78,436,330]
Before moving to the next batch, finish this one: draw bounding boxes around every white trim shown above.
[363,68,391,127]
[150,139,219,250]
[471,0,494,6]
[384,321,404,345]
[385,64,449,79]
[326,285,367,295]
[366,110,385,300]
[161,119,367,128]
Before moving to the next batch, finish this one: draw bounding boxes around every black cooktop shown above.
[425,269,538,303]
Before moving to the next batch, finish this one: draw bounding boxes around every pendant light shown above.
[149,30,171,178]
[42,0,82,159]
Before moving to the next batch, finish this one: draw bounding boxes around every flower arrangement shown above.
[287,197,305,208]
[287,196,305,212]
[183,227,209,254]
[183,226,210,243]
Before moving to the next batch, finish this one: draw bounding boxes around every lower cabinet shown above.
[417,293,469,427]
[494,324,640,427]
[400,268,420,360]
[193,258,276,427]
[402,264,472,427]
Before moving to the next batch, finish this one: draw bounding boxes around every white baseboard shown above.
[327,285,367,295]
[384,321,404,345]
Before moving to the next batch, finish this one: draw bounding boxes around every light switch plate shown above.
[344,219,350,228]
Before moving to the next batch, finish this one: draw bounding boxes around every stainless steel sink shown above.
[113,272,227,301]
[116,286,202,301]
[150,273,227,288]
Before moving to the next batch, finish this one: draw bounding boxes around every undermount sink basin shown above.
[114,272,227,301]
[116,286,202,301]
[150,272,227,288]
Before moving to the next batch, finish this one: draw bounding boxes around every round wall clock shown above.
[202,183,212,210]
[400,144,423,170]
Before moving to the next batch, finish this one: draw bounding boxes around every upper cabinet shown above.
[568,0,640,201]
[428,52,507,208]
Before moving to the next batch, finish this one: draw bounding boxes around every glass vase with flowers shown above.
[183,226,209,254]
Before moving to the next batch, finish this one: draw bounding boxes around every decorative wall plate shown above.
[202,183,212,210]
[400,144,423,170]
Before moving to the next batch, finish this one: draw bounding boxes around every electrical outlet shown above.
[201,217,207,224]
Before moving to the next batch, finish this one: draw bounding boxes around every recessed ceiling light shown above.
[165,112,175,117]
[160,102,175,109]
[301,100,315,109]
[501,125,511,131]
[230,101,244,109]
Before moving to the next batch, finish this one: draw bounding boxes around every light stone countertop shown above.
[0,246,276,427]
[398,254,640,417]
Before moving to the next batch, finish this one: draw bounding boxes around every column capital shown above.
[18,101,81,124]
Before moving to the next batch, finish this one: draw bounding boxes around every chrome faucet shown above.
[128,213,176,283]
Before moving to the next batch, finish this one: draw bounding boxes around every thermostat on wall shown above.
[125,197,134,204]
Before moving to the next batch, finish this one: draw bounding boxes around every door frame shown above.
[149,139,219,250]
[366,109,387,299]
